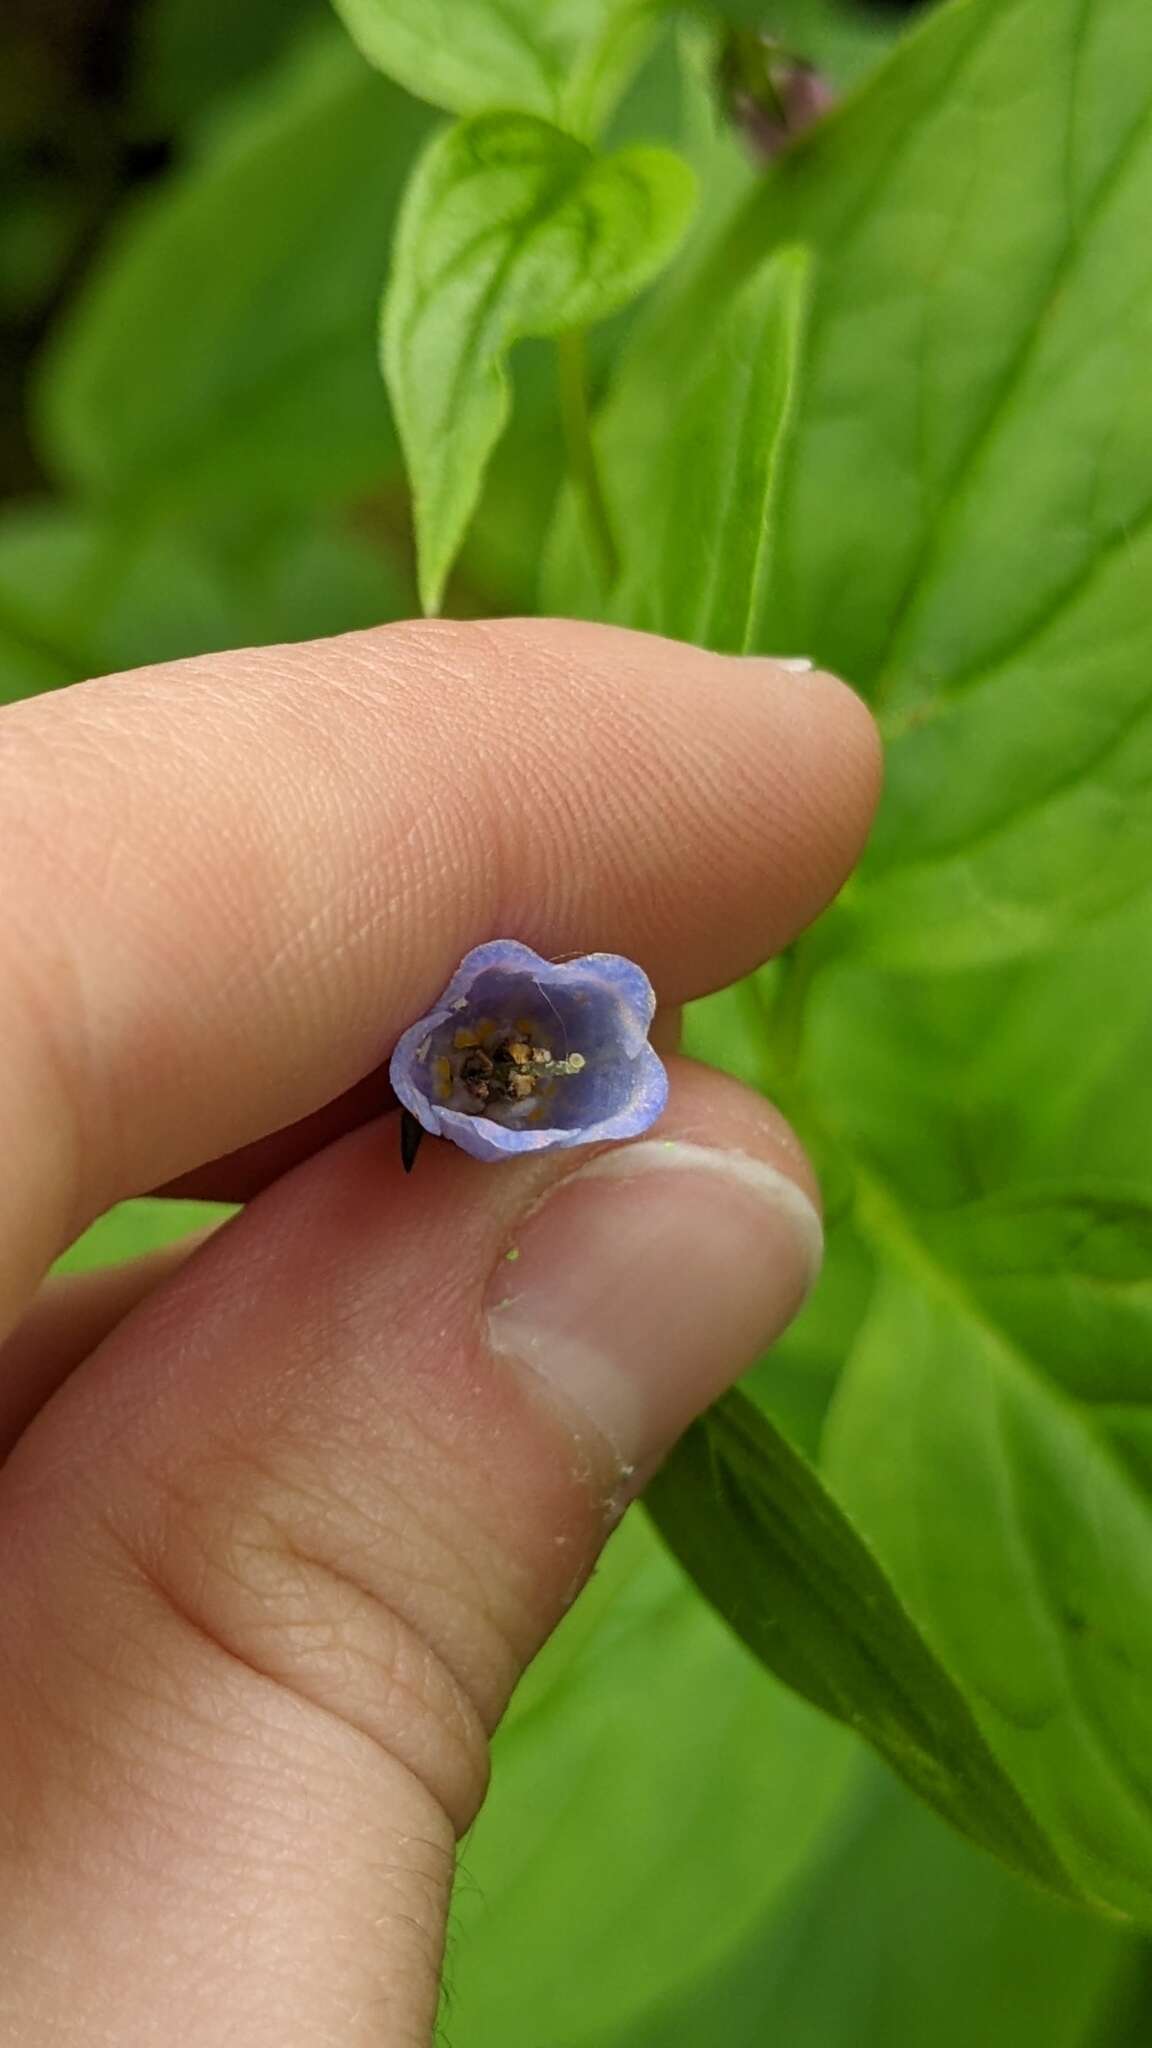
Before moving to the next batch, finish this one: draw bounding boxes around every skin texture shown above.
[0,618,880,2044]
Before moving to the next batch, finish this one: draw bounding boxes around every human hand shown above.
[0,618,879,2043]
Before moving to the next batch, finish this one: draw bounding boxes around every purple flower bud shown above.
[718,30,836,164]
[389,940,669,1164]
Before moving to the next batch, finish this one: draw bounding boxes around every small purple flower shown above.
[390,940,668,1164]
[718,30,836,163]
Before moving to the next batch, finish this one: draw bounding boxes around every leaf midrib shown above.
[396,137,664,458]
[854,1167,1151,1484]
[880,481,1152,738]
[850,1163,1152,1859]
[403,154,598,458]
[870,0,1152,703]
[869,683,1152,881]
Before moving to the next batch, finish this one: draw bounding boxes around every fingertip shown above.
[732,654,884,820]
[807,664,885,821]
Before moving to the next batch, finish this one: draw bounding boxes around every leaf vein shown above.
[872,29,1152,698]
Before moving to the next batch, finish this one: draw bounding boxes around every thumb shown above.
[0,1060,820,2044]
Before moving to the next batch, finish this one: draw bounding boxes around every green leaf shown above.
[55,1199,234,1273]
[956,893,1152,1191]
[450,1508,859,2045]
[129,0,319,136]
[608,243,810,652]
[645,1389,1072,1897]
[801,912,1152,1216]
[448,25,757,613]
[822,1183,1152,1922]
[848,610,1152,962]
[632,1759,1134,2048]
[38,33,430,521]
[554,0,1152,963]
[0,629,71,707]
[746,0,1152,964]
[734,914,1152,1923]
[383,111,695,613]
[1096,1948,1152,2045]
[0,500,411,707]
[329,0,657,137]
[543,0,1152,1918]
[919,1184,1152,1430]
[0,510,86,702]
[0,506,239,701]
[663,926,1152,1932]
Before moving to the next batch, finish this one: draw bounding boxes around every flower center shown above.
[436,1020,585,1118]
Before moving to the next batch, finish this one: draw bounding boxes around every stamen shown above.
[450,1026,585,1115]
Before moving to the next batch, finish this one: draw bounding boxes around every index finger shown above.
[0,616,879,1325]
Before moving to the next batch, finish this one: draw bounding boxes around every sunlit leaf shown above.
[647,1388,1072,1896]
[384,111,694,612]
[330,0,657,137]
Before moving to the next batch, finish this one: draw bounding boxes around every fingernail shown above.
[738,655,815,674]
[485,1141,822,1470]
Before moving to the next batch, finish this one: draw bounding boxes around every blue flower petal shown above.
[389,941,668,1163]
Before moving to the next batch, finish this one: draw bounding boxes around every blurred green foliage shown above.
[6,0,1152,2037]
[541,0,1152,1924]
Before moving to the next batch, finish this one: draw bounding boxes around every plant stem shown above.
[770,942,816,1083]
[556,328,619,588]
